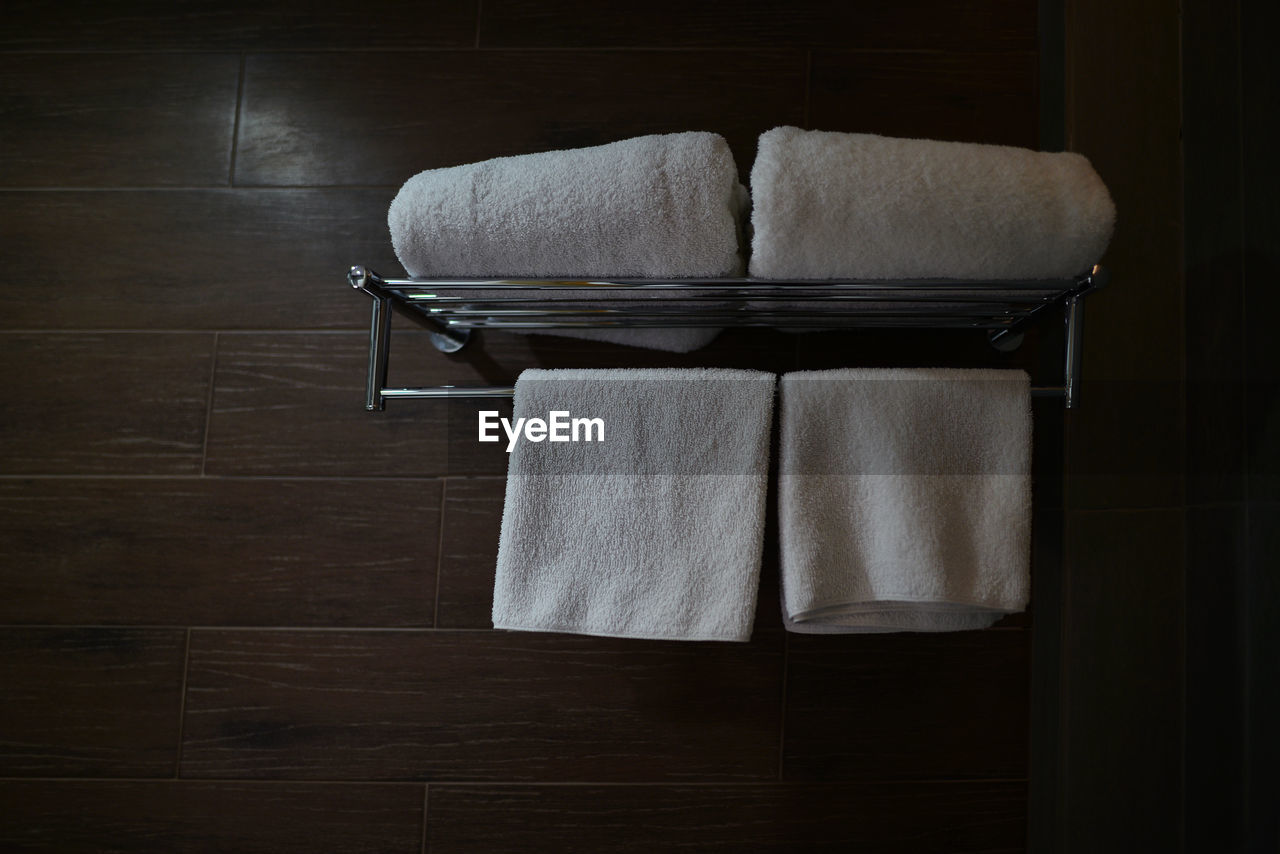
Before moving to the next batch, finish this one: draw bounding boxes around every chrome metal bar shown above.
[378,276,1085,291]
[1063,295,1084,409]
[409,289,1059,299]
[381,386,517,399]
[365,296,392,412]
[350,265,471,354]
[440,317,1022,329]
[379,385,1068,400]
[426,305,1028,318]
[1057,263,1106,409]
[403,290,1063,303]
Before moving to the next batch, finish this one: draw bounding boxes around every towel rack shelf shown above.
[349,264,1107,411]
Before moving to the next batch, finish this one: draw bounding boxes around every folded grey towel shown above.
[749,126,1115,280]
[389,132,748,352]
[492,368,775,641]
[779,368,1032,633]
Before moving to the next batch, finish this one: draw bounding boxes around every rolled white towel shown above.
[749,126,1115,280]
[778,368,1032,633]
[389,132,748,352]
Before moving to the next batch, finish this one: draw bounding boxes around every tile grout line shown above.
[802,50,813,127]
[0,474,466,482]
[777,631,789,781]
[0,46,1021,55]
[473,0,483,49]
[0,775,1032,787]
[432,478,448,627]
[1056,503,1074,849]
[173,628,192,779]
[1233,11,1254,834]
[228,53,246,186]
[200,332,219,477]
[421,783,430,854]
[0,185,401,192]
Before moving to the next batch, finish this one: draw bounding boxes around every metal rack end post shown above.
[1060,265,1105,409]
[365,295,392,412]
[351,265,472,355]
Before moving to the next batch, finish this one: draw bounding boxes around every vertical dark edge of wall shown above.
[1239,3,1280,846]
[1059,1,1188,851]
[1184,0,1280,850]
[1030,0,1066,850]
[1182,0,1247,849]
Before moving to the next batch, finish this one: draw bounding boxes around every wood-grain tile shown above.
[782,630,1029,781]
[234,51,805,185]
[0,55,238,187]
[0,780,424,854]
[1185,505,1247,851]
[808,51,1038,148]
[180,629,783,781]
[478,0,1036,50]
[0,190,400,330]
[1244,502,1280,839]
[1183,0,1246,508]
[0,628,185,777]
[1063,0,1185,517]
[1242,5,1280,504]
[0,478,441,627]
[426,782,1027,853]
[204,328,793,477]
[2,0,477,50]
[0,333,212,475]
[1061,508,1184,850]
[435,477,507,627]
[204,331,472,477]
[1064,380,1186,510]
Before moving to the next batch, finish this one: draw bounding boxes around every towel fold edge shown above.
[492,622,753,643]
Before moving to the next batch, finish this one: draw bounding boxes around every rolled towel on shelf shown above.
[749,126,1115,280]
[389,132,749,353]
[778,368,1032,633]
[492,368,775,642]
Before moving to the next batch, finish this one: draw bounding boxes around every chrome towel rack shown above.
[349,264,1107,411]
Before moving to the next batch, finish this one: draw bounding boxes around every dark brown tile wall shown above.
[425,783,1028,853]
[1182,1,1280,847]
[0,628,187,777]
[0,2,1043,849]
[0,780,426,853]
[1055,3,1190,848]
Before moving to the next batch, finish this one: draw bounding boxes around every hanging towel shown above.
[388,132,749,353]
[492,368,775,641]
[778,368,1031,633]
[749,126,1115,280]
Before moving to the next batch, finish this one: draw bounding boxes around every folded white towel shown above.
[492,368,775,641]
[778,368,1031,633]
[749,126,1115,280]
[389,132,748,352]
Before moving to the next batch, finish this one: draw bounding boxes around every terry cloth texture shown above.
[749,126,1115,280]
[492,368,775,642]
[389,132,749,352]
[778,368,1032,633]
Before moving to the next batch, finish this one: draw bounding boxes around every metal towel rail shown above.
[348,264,1107,411]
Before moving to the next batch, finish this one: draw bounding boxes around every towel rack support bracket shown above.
[987,329,1025,352]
